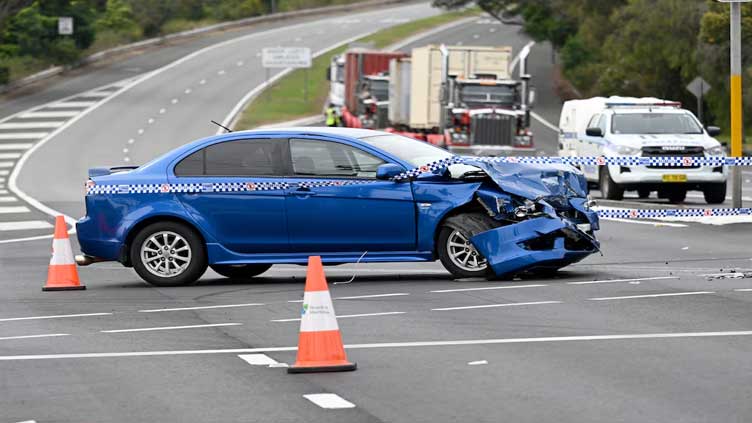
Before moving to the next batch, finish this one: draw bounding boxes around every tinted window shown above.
[612,113,702,134]
[290,139,384,178]
[359,134,453,167]
[174,139,285,177]
[586,114,601,130]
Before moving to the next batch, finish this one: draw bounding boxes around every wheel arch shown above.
[120,215,207,266]
[432,199,492,258]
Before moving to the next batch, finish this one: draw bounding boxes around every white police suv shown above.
[558,96,727,204]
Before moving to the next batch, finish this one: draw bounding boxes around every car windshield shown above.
[459,84,516,106]
[611,113,702,134]
[368,79,389,101]
[359,134,454,167]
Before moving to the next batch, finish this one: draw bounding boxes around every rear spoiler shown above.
[88,166,139,178]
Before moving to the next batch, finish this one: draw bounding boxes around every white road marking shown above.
[137,128,144,134]
[127,138,134,144]
[0,312,112,322]
[271,311,405,322]
[238,353,278,366]
[0,122,63,129]
[432,301,561,312]
[567,276,679,285]
[467,360,488,365]
[0,143,32,150]
[334,293,409,300]
[159,108,166,114]
[600,217,689,227]
[15,420,37,423]
[531,111,559,133]
[217,70,226,75]
[236,61,244,66]
[21,111,79,119]
[0,152,22,159]
[0,196,17,202]
[47,101,97,108]
[101,323,241,333]
[588,291,715,301]
[0,190,8,194]
[147,118,154,124]
[0,206,29,214]
[0,161,13,168]
[184,88,192,94]
[734,288,752,292]
[122,148,128,153]
[0,132,48,140]
[171,99,178,104]
[123,157,130,162]
[303,393,356,409]
[138,303,264,312]
[431,284,546,293]
[5,330,752,360]
[472,34,480,39]
[0,333,69,341]
[200,79,207,84]
[0,221,53,231]
[0,170,9,176]
[80,91,112,98]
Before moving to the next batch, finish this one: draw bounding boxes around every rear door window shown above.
[289,139,384,178]
[175,139,287,177]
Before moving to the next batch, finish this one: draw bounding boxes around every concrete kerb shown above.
[0,0,408,94]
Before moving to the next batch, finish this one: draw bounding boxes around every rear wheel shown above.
[437,213,496,279]
[703,182,727,204]
[130,222,207,286]
[210,264,272,280]
[637,187,651,199]
[599,168,624,200]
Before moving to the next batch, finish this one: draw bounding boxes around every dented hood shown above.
[462,159,589,201]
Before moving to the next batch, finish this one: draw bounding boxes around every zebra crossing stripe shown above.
[20,111,79,119]
[0,144,33,150]
[0,122,63,130]
[0,133,48,140]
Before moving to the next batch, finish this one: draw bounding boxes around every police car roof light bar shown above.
[605,101,682,108]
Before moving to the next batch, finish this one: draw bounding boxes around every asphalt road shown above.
[1,7,752,423]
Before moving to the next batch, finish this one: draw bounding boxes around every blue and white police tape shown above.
[470,155,752,167]
[596,208,752,219]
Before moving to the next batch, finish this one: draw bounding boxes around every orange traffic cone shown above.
[288,256,356,373]
[43,216,85,291]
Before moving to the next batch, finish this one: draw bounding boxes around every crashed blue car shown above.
[76,127,600,286]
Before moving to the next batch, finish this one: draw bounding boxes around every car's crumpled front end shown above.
[455,159,600,277]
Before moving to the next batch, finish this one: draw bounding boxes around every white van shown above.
[558,96,727,204]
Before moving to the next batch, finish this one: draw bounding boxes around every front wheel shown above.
[437,213,496,279]
[599,167,624,201]
[210,264,272,280]
[130,222,207,286]
[703,182,727,204]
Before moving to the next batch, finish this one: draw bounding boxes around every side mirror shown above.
[376,163,404,180]
[706,126,721,137]
[586,127,603,137]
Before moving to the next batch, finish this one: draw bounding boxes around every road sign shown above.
[262,47,312,68]
[58,17,74,35]
[686,77,711,98]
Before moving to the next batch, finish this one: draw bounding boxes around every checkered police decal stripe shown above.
[596,208,752,219]
[86,181,291,195]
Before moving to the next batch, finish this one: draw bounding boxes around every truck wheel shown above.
[637,187,651,199]
[210,264,272,280]
[599,168,624,201]
[703,182,727,205]
[130,221,207,286]
[666,188,687,204]
[437,213,496,279]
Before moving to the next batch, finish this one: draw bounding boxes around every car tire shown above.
[210,264,272,280]
[130,221,207,286]
[437,213,497,279]
[703,182,727,205]
[599,167,624,201]
[666,188,687,204]
[637,187,651,199]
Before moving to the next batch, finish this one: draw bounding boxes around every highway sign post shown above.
[262,47,312,102]
[58,17,73,35]
[686,76,711,124]
[718,0,750,208]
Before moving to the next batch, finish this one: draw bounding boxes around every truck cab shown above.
[358,74,390,129]
[558,97,727,204]
[326,55,346,112]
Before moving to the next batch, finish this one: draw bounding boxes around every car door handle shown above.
[290,188,316,196]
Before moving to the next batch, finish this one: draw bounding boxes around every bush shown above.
[0,66,9,85]
[48,38,81,64]
[205,0,266,20]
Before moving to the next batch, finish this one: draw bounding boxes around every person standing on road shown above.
[325,103,340,127]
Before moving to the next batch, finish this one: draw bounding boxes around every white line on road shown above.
[0,161,14,168]
[0,221,53,231]
[567,276,679,285]
[47,101,97,108]
[101,323,241,333]
[0,206,29,214]
[271,311,405,322]
[303,394,356,409]
[530,111,559,132]
[0,196,17,202]
[238,353,279,366]
[0,143,32,150]
[600,217,689,227]
[0,333,69,341]
[0,132,48,140]
[432,301,561,311]
[734,288,752,292]
[7,330,752,360]
[431,284,547,293]
[334,293,410,300]
[588,291,715,301]
[138,303,264,312]
[0,122,63,130]
[0,170,9,176]
[79,91,112,98]
[21,111,79,119]
[0,152,22,159]
[0,312,112,322]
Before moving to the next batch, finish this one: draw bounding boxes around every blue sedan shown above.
[76,127,600,286]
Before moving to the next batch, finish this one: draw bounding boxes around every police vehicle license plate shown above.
[662,174,687,182]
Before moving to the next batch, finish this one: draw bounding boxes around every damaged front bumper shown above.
[471,216,599,277]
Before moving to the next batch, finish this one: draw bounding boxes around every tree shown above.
[0,0,34,32]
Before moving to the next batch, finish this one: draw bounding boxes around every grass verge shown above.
[234,9,479,129]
